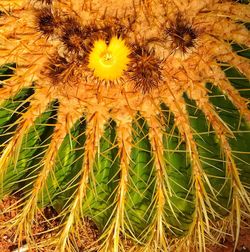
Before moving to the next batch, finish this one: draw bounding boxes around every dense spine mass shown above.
[0,0,249,251]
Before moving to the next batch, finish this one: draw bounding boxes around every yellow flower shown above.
[88,37,130,81]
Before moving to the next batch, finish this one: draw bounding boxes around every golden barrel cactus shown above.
[0,0,249,251]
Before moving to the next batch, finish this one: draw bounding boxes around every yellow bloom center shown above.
[88,37,130,81]
[100,51,114,66]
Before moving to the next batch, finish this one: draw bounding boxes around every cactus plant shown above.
[0,0,249,251]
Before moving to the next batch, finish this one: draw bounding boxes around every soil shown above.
[0,195,250,252]
[0,195,99,252]
[208,229,250,252]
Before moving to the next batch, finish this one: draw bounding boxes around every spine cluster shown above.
[35,6,168,92]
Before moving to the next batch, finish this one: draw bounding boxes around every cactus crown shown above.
[0,0,249,251]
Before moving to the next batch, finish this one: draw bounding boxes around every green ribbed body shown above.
[0,48,249,250]
[0,1,250,251]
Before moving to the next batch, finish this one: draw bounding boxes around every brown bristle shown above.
[45,54,74,84]
[95,25,114,44]
[102,19,128,40]
[103,17,135,42]
[85,20,128,45]
[37,0,53,4]
[128,45,163,94]
[113,23,127,38]
[42,0,52,4]
[60,17,88,52]
[36,8,57,36]
[166,15,197,53]
[60,18,125,54]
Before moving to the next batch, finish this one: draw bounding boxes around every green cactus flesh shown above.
[0,0,249,251]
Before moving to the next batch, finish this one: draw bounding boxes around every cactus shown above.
[0,0,249,251]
